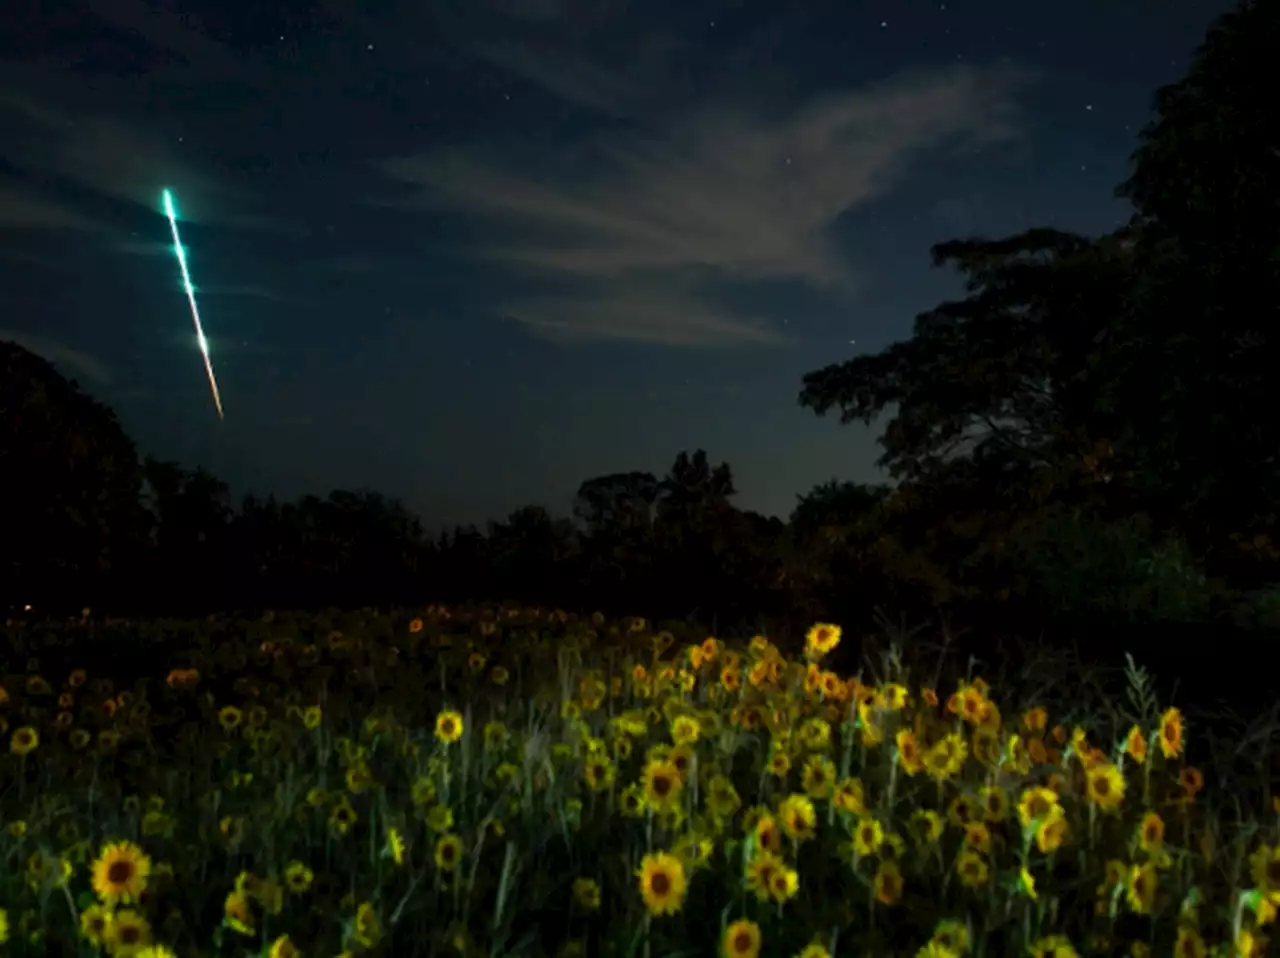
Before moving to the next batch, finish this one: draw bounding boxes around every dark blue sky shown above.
[0,0,1231,530]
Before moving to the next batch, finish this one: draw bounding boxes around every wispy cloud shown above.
[0,89,281,233]
[88,0,252,79]
[0,330,115,384]
[0,179,105,233]
[506,282,786,348]
[200,285,317,309]
[379,64,1026,346]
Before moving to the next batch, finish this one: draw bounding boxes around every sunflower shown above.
[896,729,924,775]
[874,860,904,905]
[1085,763,1126,810]
[91,841,151,906]
[948,793,980,827]
[224,889,256,935]
[744,850,783,902]
[1035,806,1069,854]
[329,800,358,836]
[1137,812,1165,851]
[908,809,944,846]
[1126,862,1158,914]
[963,822,992,854]
[767,748,792,778]
[931,920,969,954]
[217,707,243,732]
[978,786,1009,822]
[10,726,38,756]
[284,861,314,893]
[641,758,684,811]
[107,909,151,956]
[801,755,836,798]
[572,877,601,911]
[923,734,968,780]
[636,851,687,917]
[1124,725,1148,763]
[804,623,841,658]
[834,777,867,815]
[136,948,178,958]
[777,793,817,842]
[767,863,799,903]
[435,834,464,871]
[752,813,784,854]
[1017,787,1060,829]
[722,919,762,958]
[583,755,616,792]
[706,775,741,818]
[78,904,112,946]
[619,783,646,817]
[1179,766,1205,798]
[955,850,989,888]
[435,709,464,744]
[671,714,700,744]
[853,816,884,856]
[1158,708,1184,759]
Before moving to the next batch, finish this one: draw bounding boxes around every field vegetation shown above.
[2,606,1278,958]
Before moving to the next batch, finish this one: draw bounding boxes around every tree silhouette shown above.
[1104,0,1280,553]
[0,341,146,609]
[798,228,1134,493]
[796,0,1280,611]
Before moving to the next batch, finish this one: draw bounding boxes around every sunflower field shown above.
[0,605,1278,958]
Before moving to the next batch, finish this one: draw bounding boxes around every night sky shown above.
[0,0,1233,531]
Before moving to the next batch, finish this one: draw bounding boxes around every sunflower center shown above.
[733,931,753,951]
[652,775,671,797]
[650,872,670,896]
[107,861,134,884]
[119,926,140,944]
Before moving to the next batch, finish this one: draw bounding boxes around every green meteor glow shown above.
[162,189,225,420]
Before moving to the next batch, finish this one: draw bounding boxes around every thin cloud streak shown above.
[505,283,789,348]
[379,64,1027,346]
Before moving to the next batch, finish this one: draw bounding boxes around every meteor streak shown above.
[162,189,225,420]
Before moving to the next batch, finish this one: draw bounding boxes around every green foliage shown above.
[1002,508,1215,623]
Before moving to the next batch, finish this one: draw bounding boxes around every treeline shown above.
[3,0,1279,665]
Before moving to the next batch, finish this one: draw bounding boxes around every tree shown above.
[573,472,660,534]
[0,340,145,608]
[790,479,890,542]
[1105,0,1280,545]
[798,228,1134,493]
